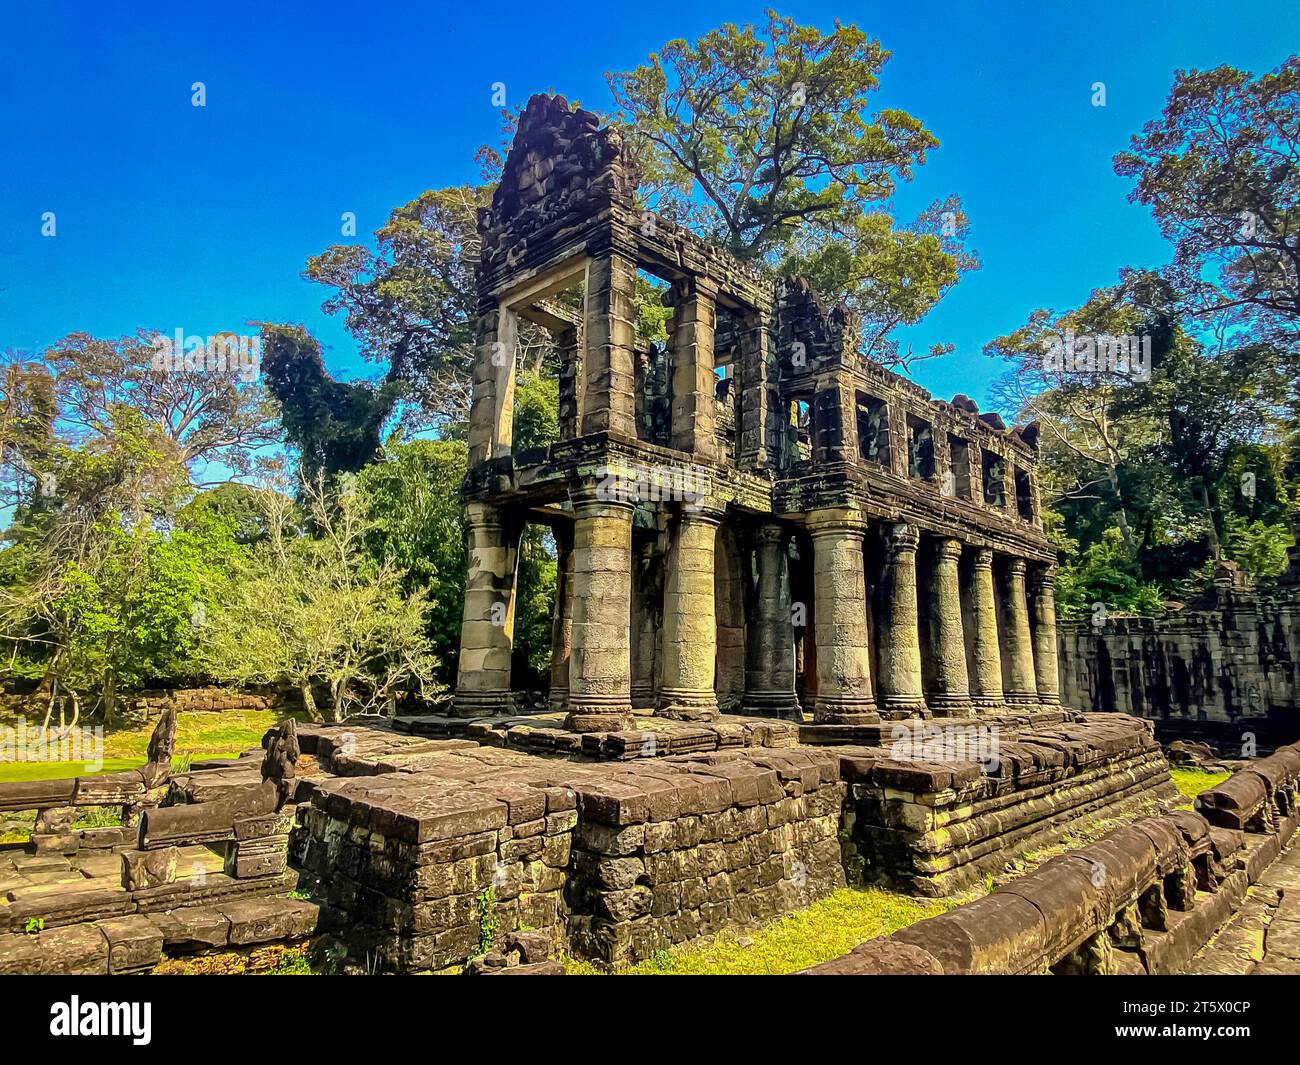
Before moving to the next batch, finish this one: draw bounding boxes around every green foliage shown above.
[474,886,499,956]
[305,186,488,427]
[609,12,937,258]
[511,369,560,454]
[1114,59,1300,349]
[355,439,468,683]
[1054,527,1167,619]
[259,323,400,480]
[990,267,1297,599]
[1222,515,1295,580]
[198,477,440,721]
[608,13,976,368]
[514,527,557,681]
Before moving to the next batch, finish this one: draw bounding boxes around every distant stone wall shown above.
[127,687,291,719]
[1058,578,1300,752]
[0,686,293,722]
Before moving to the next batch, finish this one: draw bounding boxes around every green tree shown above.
[1114,58,1300,347]
[355,439,468,683]
[199,475,439,721]
[608,12,977,368]
[258,323,401,480]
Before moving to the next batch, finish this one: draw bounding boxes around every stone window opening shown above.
[855,392,890,466]
[982,451,1007,508]
[907,416,936,481]
[948,435,973,499]
[789,397,812,463]
[1014,468,1034,522]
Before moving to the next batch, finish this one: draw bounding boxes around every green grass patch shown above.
[0,757,142,783]
[1170,767,1230,802]
[564,886,951,976]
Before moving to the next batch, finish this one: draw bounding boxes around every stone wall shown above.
[837,714,1175,896]
[285,713,1171,971]
[806,743,1300,975]
[1058,578,1300,751]
[294,745,846,971]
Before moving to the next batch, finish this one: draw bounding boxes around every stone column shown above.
[547,525,574,712]
[556,324,583,441]
[877,523,928,718]
[928,538,973,716]
[965,547,1004,710]
[743,522,801,719]
[582,254,638,440]
[1029,563,1061,706]
[1000,557,1038,704]
[808,511,879,725]
[657,508,721,721]
[737,309,774,471]
[668,276,718,461]
[565,492,635,732]
[453,503,519,716]
[466,305,517,468]
[630,540,658,709]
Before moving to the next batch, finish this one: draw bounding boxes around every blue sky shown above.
[2,0,1296,414]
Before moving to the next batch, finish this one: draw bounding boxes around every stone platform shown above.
[0,709,1180,974]
[287,710,1175,970]
[387,708,800,760]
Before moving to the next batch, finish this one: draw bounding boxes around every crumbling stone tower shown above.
[453,94,1059,732]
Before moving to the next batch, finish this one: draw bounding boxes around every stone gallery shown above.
[454,94,1059,730]
[3,95,1299,980]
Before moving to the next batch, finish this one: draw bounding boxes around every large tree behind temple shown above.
[1114,58,1300,351]
[608,12,977,369]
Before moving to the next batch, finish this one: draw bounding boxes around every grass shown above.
[0,709,295,786]
[1170,766,1231,802]
[563,885,952,976]
[0,757,143,783]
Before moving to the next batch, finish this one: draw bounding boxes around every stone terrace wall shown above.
[807,742,1300,975]
[289,715,1168,971]
[293,745,846,971]
[838,714,1175,896]
[1058,583,1300,751]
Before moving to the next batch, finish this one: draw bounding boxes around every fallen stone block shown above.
[150,906,231,951]
[122,847,180,890]
[893,892,1047,974]
[217,897,319,945]
[799,938,943,975]
[96,914,164,973]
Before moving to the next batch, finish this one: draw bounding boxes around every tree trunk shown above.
[1201,480,1222,560]
[1107,465,1137,554]
[299,682,323,723]
[102,673,116,726]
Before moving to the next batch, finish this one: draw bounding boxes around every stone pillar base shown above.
[879,695,930,720]
[630,683,656,710]
[813,695,880,726]
[927,696,976,718]
[741,692,804,720]
[655,689,719,722]
[970,695,1003,713]
[452,691,513,717]
[1037,694,1061,707]
[1004,691,1039,706]
[565,692,635,733]
[547,687,569,713]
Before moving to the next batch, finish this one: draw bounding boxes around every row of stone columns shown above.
[455,496,1060,731]
[803,514,1059,724]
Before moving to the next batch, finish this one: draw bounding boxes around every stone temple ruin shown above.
[4,95,1300,977]
[454,93,1059,729]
